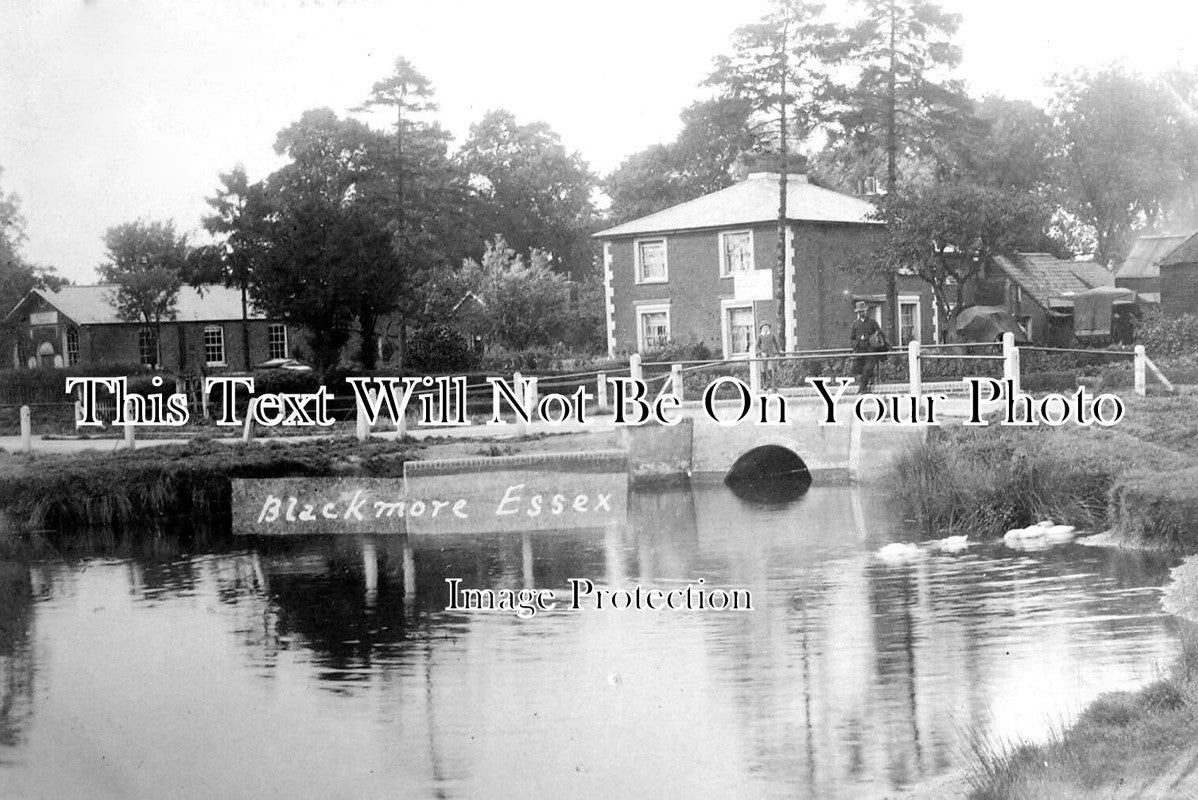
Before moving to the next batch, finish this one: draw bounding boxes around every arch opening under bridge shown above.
[724,444,812,502]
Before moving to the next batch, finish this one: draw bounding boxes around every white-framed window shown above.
[65,327,79,366]
[720,300,755,358]
[138,328,159,368]
[719,230,754,276]
[203,325,226,366]
[635,238,668,284]
[636,303,671,351]
[898,296,922,346]
[268,323,288,360]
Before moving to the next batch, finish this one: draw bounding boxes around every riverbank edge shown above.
[0,430,629,535]
[882,395,1198,798]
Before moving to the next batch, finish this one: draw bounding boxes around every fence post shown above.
[201,383,210,420]
[1011,345,1022,400]
[356,396,370,441]
[629,353,643,384]
[525,377,539,422]
[242,412,255,444]
[74,399,84,431]
[394,407,408,439]
[124,398,136,450]
[513,371,527,437]
[1134,345,1147,397]
[670,363,683,401]
[749,357,761,394]
[596,372,609,413]
[19,405,31,453]
[908,340,921,397]
[1002,332,1015,384]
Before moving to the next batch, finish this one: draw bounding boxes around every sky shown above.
[2,0,1198,284]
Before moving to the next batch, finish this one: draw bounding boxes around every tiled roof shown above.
[1161,231,1198,267]
[1116,234,1191,279]
[8,284,268,325]
[991,252,1114,305]
[592,172,879,238]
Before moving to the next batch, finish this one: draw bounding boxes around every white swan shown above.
[1003,520,1076,547]
[877,542,924,563]
[933,535,969,552]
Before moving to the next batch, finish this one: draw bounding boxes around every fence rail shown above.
[4,336,1176,453]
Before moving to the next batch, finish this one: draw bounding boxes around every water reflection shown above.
[0,485,1184,799]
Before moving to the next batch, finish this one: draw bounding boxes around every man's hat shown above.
[854,300,868,312]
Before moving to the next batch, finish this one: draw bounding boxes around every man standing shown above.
[850,300,887,394]
[756,322,782,391]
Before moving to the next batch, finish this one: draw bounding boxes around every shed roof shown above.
[592,172,879,238]
[1161,231,1198,267]
[1115,234,1191,279]
[991,252,1114,306]
[6,284,268,326]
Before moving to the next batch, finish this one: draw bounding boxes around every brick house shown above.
[1159,232,1198,317]
[3,284,296,373]
[592,172,934,358]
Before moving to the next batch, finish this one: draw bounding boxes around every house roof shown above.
[592,172,879,238]
[991,252,1114,306]
[1115,234,1191,279]
[6,284,268,326]
[1161,231,1198,267]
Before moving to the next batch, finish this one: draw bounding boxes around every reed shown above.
[0,438,417,531]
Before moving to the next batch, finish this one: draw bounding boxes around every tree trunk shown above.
[358,308,378,370]
[884,0,900,346]
[775,19,790,351]
[240,281,252,371]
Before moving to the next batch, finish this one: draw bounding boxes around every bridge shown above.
[622,394,932,486]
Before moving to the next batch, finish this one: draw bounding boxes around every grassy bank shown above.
[0,437,419,530]
[889,394,1198,546]
[969,654,1198,799]
[888,393,1198,797]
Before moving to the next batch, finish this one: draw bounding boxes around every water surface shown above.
[0,485,1183,798]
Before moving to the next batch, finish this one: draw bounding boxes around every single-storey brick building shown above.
[1160,232,1198,318]
[592,172,934,358]
[3,284,295,373]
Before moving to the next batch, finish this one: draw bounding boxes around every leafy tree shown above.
[826,0,972,340]
[250,197,400,376]
[831,0,971,191]
[0,167,63,316]
[195,165,270,369]
[1157,68,1198,230]
[866,182,1050,337]
[98,219,188,367]
[605,97,757,223]
[459,109,597,281]
[353,57,443,367]
[1051,67,1182,267]
[708,0,837,348]
[266,109,406,369]
[442,236,572,352]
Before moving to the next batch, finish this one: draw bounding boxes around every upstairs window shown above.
[268,323,288,360]
[720,231,754,276]
[635,239,668,283]
[204,325,226,366]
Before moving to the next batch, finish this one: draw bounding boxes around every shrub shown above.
[406,324,475,374]
[1135,309,1198,357]
[1021,370,1079,393]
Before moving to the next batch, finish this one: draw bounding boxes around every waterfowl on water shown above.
[1003,520,1076,546]
[877,542,924,563]
[933,535,969,552]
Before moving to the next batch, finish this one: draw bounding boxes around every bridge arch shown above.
[724,442,812,501]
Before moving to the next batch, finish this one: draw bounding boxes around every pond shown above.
[0,484,1184,798]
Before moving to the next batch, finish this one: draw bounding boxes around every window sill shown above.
[635,277,669,285]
